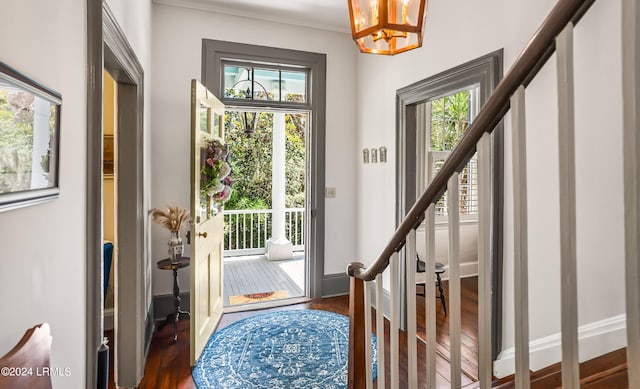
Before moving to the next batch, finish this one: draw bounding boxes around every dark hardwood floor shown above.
[105,276,628,388]
[487,347,629,389]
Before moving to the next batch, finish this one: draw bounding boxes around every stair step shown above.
[465,348,628,388]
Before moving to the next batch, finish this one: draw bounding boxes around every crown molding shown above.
[153,0,351,34]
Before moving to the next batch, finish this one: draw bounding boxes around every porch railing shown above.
[223,208,305,257]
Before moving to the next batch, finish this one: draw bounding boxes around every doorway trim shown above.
[86,2,147,387]
[395,49,504,358]
[202,40,326,298]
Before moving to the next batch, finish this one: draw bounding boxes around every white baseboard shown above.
[416,262,478,284]
[444,261,478,280]
[104,308,114,331]
[493,314,627,378]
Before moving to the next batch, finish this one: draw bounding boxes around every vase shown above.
[168,230,183,263]
[209,195,220,217]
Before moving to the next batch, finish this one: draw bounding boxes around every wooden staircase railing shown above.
[346,0,640,387]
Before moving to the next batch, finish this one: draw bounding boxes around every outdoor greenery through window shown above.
[217,54,313,257]
[223,63,307,104]
[224,111,306,210]
[429,86,479,217]
[222,110,307,252]
[0,87,57,193]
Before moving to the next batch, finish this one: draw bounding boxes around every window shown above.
[222,62,308,104]
[427,86,480,217]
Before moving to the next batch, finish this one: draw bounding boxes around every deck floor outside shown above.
[222,252,305,307]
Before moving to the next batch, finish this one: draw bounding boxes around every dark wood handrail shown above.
[347,0,596,282]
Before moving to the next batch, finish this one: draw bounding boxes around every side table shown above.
[157,257,190,343]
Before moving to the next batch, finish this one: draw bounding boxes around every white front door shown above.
[189,80,225,365]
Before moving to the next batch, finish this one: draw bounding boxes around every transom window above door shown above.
[222,61,308,104]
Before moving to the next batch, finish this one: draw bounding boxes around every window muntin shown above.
[223,62,308,104]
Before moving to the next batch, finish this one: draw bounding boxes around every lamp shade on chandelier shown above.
[347,0,428,55]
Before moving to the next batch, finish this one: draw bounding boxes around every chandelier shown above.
[347,0,428,55]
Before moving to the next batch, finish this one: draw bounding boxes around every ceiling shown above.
[154,0,352,33]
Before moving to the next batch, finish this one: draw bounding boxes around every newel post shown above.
[348,268,366,389]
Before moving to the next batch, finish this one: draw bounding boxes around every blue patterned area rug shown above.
[192,310,377,388]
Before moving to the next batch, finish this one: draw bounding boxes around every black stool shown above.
[416,258,447,316]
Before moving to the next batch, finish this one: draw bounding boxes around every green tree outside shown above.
[0,90,35,192]
[223,110,307,211]
[429,89,476,215]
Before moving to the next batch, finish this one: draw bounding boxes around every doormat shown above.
[228,290,290,305]
[192,310,377,388]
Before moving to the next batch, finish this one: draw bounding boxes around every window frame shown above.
[202,39,327,299]
[204,41,320,111]
[395,49,504,358]
[221,60,310,106]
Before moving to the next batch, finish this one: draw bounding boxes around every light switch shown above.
[325,187,336,198]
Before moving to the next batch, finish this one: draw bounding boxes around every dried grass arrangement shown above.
[149,205,190,233]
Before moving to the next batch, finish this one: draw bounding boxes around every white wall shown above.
[150,4,358,295]
[355,0,625,374]
[416,222,478,279]
[0,1,151,387]
[0,2,86,386]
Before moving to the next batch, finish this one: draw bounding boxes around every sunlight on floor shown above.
[277,252,305,292]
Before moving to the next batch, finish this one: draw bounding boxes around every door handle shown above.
[198,232,208,238]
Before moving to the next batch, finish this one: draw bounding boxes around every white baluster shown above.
[622,0,640,386]
[227,214,232,249]
[425,145,437,389]
[390,252,400,389]
[295,210,299,245]
[250,213,254,249]
[478,132,493,388]
[375,273,386,389]
[364,280,373,389]
[448,173,461,388]
[264,212,269,248]
[243,213,247,249]
[425,205,436,389]
[257,212,260,247]
[556,23,580,388]
[235,213,239,250]
[511,86,531,388]
[406,229,418,388]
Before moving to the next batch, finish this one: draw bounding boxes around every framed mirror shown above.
[0,61,62,212]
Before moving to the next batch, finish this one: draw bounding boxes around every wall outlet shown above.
[325,187,336,198]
